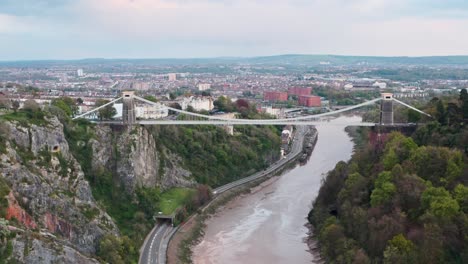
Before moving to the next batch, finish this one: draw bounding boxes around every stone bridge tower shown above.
[122,91,136,125]
[380,93,394,125]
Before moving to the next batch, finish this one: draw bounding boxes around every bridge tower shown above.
[122,91,136,125]
[380,93,394,125]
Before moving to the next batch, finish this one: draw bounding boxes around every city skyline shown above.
[1,0,468,60]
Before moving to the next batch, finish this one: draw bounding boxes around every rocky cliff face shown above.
[0,117,195,263]
[92,125,194,193]
[0,117,118,262]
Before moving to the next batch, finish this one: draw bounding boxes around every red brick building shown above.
[288,87,312,96]
[263,91,288,102]
[298,95,321,107]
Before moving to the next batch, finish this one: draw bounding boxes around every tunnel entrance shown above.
[154,213,175,226]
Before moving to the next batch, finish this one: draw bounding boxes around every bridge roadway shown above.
[139,126,309,264]
[111,120,377,126]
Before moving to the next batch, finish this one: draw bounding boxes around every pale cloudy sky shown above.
[0,0,468,60]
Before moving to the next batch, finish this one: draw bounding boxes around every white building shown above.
[135,103,169,119]
[260,106,284,118]
[180,96,214,111]
[198,83,211,91]
[373,81,387,89]
[77,69,84,77]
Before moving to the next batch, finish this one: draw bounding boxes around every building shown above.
[180,96,214,111]
[373,82,387,89]
[288,87,312,96]
[259,106,285,118]
[263,91,288,102]
[198,83,211,91]
[77,69,84,77]
[135,103,169,119]
[131,82,150,91]
[168,73,177,81]
[298,95,321,107]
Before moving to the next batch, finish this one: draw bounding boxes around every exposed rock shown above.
[92,124,194,193]
[0,117,118,258]
[1,117,197,262]
[11,235,100,264]
[5,192,37,229]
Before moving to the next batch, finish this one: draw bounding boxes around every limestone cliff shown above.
[92,125,194,193]
[0,117,195,263]
[0,117,118,262]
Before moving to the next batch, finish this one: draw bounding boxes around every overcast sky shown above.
[1,0,468,60]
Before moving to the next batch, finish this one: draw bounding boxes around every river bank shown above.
[192,116,358,264]
[166,126,317,264]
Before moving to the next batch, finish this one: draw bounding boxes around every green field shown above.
[159,188,195,215]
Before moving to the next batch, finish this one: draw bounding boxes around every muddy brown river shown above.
[193,116,359,264]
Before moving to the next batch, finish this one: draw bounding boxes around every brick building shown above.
[288,87,312,96]
[263,91,288,102]
[298,95,321,107]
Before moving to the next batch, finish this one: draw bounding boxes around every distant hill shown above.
[2,54,468,67]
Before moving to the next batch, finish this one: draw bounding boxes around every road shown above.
[139,126,309,264]
[139,223,172,264]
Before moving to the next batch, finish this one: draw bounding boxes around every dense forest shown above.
[309,89,468,263]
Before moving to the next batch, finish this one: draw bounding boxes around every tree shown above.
[371,171,396,207]
[407,109,421,123]
[460,88,468,120]
[95,99,117,120]
[143,95,158,102]
[454,184,468,213]
[421,186,459,219]
[52,97,78,117]
[11,101,19,112]
[383,234,417,264]
[214,96,234,112]
[98,234,124,264]
[23,99,40,111]
[436,100,447,125]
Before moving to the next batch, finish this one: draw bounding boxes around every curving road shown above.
[139,126,309,264]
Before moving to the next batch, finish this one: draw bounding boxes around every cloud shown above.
[0,0,468,59]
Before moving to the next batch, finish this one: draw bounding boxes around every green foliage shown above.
[421,187,459,219]
[310,123,468,263]
[371,182,396,207]
[143,95,158,102]
[136,187,161,216]
[0,109,48,127]
[409,146,464,186]
[460,88,468,120]
[159,188,195,215]
[383,234,417,264]
[81,205,100,220]
[0,123,7,154]
[454,184,468,212]
[149,125,280,187]
[95,99,117,120]
[51,97,78,118]
[97,234,138,264]
[0,218,13,263]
